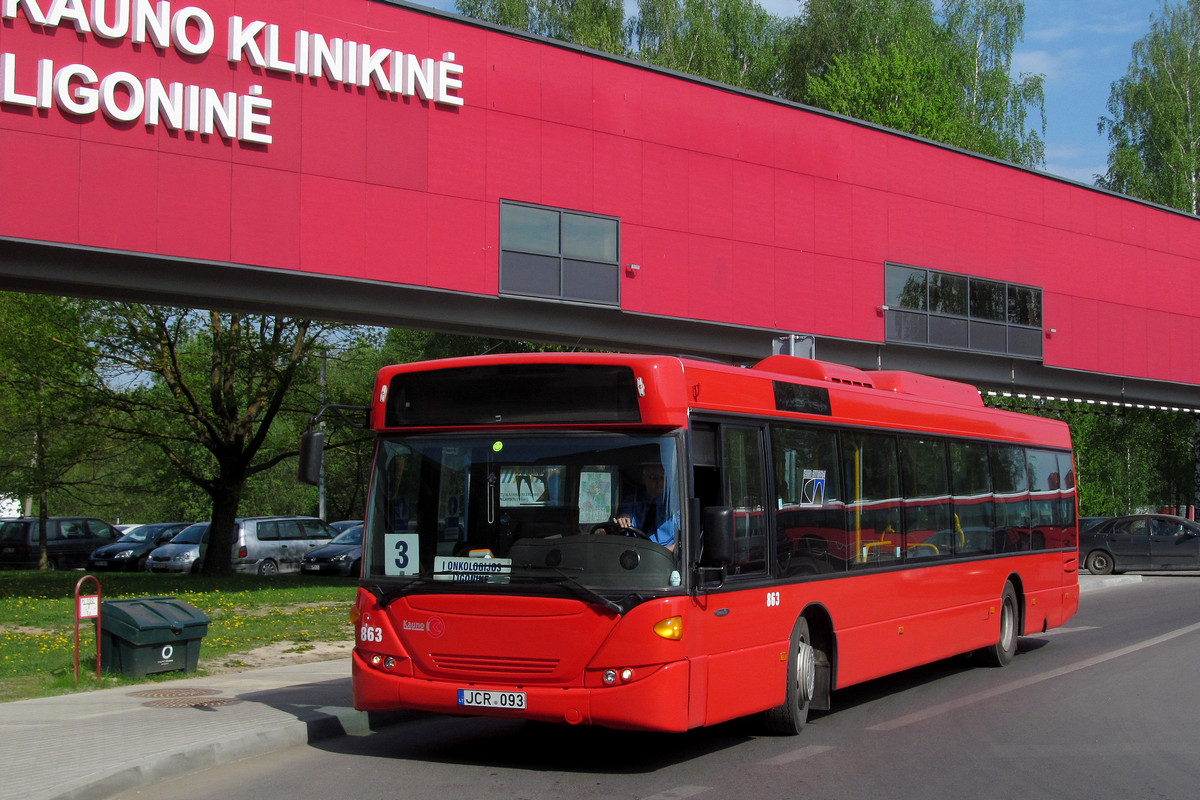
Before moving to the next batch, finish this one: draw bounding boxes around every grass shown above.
[0,570,358,703]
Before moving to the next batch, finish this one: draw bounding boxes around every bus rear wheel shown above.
[976,581,1019,667]
[764,616,815,735]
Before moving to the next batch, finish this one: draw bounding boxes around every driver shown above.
[611,463,677,550]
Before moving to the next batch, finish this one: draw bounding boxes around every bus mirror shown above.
[298,430,324,486]
[702,506,734,565]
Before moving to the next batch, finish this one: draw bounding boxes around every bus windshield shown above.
[363,432,684,594]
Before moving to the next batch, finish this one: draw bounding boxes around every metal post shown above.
[319,353,326,521]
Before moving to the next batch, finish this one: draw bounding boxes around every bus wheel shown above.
[1085,551,1113,575]
[977,581,1018,667]
[764,616,815,735]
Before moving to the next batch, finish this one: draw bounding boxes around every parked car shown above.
[1079,514,1200,574]
[146,517,337,575]
[1079,516,1110,533]
[146,523,209,574]
[330,519,363,533]
[0,517,121,570]
[87,522,191,572]
[301,524,363,576]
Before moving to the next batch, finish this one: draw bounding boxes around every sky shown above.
[414,0,1167,185]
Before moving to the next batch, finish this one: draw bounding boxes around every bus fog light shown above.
[371,654,382,666]
[603,669,617,684]
[384,657,395,669]
[621,669,633,682]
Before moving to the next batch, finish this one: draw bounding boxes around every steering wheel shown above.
[591,522,653,540]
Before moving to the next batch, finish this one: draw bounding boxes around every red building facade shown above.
[2,0,1197,405]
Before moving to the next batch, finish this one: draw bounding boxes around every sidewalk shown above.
[0,658,409,800]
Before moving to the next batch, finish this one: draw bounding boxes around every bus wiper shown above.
[513,562,624,614]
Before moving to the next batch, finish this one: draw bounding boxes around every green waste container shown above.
[99,597,210,678]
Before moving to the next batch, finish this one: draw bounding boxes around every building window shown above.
[499,201,620,306]
[885,264,1042,358]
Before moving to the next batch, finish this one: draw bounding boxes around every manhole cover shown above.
[143,697,244,709]
[127,688,221,699]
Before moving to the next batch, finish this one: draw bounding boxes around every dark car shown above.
[0,517,121,570]
[87,522,191,572]
[1079,514,1200,574]
[300,524,362,576]
[330,519,363,533]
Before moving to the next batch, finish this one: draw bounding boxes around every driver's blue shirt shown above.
[621,495,678,547]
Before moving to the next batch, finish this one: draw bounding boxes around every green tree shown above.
[0,293,114,567]
[1099,1,1200,213]
[76,306,354,575]
[456,0,628,52]
[785,0,1045,167]
[627,0,785,94]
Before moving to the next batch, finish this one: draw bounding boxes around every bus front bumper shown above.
[351,649,692,732]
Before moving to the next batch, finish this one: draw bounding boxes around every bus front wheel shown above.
[764,616,816,735]
[976,581,1019,667]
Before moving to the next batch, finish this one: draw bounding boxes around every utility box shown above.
[99,597,210,678]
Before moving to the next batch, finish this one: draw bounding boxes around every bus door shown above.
[691,422,781,725]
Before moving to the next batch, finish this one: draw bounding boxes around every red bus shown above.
[301,352,1078,733]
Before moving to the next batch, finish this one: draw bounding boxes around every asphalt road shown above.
[115,575,1200,800]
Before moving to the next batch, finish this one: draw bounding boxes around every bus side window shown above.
[843,432,902,567]
[721,426,768,574]
[772,425,844,576]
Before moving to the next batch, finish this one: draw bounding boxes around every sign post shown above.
[74,575,101,681]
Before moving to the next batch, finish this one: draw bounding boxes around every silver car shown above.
[146,523,209,574]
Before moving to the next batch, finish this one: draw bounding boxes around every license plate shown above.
[1,547,13,553]
[457,689,526,709]
[302,564,318,571]
[93,560,107,567]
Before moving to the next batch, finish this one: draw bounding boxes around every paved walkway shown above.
[0,659,408,800]
[0,573,1137,800]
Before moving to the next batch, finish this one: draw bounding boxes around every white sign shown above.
[433,555,511,583]
[383,532,420,577]
[78,595,99,619]
[1,0,465,145]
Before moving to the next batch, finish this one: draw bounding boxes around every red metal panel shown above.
[299,174,366,279]
[485,112,541,203]
[687,151,733,240]
[773,170,815,252]
[425,193,489,293]
[484,33,541,119]
[540,120,594,212]
[230,164,301,270]
[300,82,368,185]
[812,177,853,259]
[590,59,644,140]
[365,92,430,192]
[428,103,486,200]
[808,252,862,341]
[772,248,815,332]
[155,152,231,262]
[364,185,429,286]
[629,226,689,318]
[850,186,887,264]
[686,234,734,324]
[641,143,689,233]
[538,47,594,131]
[732,161,776,247]
[0,128,80,242]
[78,142,157,253]
[593,132,642,222]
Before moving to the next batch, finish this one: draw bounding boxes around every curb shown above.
[54,708,414,800]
